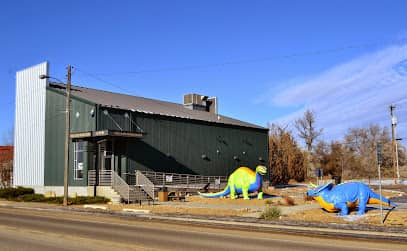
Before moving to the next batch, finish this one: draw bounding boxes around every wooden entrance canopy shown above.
[70,130,143,141]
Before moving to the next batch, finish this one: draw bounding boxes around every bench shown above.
[168,192,186,201]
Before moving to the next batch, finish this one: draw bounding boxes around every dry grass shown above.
[288,207,406,227]
[107,203,254,217]
[101,184,407,227]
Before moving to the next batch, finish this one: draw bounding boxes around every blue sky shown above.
[1,1,407,144]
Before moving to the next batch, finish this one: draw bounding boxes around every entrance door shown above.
[99,141,114,171]
[103,152,113,170]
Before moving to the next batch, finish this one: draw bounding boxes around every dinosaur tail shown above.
[198,186,230,198]
[369,192,398,207]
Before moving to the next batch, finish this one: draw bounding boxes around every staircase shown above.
[94,186,121,204]
[112,171,154,203]
[88,170,155,204]
[88,169,226,203]
[131,186,154,203]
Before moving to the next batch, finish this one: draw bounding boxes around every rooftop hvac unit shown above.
[183,94,204,105]
[183,94,218,114]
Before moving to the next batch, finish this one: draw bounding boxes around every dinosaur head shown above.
[255,165,267,175]
[306,183,334,197]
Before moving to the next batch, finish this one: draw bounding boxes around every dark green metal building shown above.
[13,62,268,202]
[44,83,269,189]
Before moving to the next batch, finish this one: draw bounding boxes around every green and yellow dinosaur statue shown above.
[198,165,267,200]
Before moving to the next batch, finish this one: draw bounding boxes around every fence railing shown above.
[88,170,113,186]
[137,170,228,190]
[135,170,155,200]
[88,170,154,203]
[88,169,228,202]
[125,173,136,185]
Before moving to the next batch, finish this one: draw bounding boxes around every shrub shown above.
[41,196,110,204]
[0,187,34,198]
[69,196,110,205]
[260,206,281,220]
[16,194,47,202]
[2,190,110,205]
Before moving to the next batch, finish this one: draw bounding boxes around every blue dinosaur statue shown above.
[307,182,397,216]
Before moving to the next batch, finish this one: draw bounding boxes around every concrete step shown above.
[92,186,122,204]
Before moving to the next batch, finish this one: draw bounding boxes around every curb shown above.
[142,214,407,241]
[1,202,406,242]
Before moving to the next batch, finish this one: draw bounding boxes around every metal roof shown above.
[49,83,267,130]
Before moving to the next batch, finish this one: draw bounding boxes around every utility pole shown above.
[63,65,72,206]
[396,140,400,181]
[396,138,402,181]
[376,142,384,224]
[341,154,344,180]
[390,105,397,184]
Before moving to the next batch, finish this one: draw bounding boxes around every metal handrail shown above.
[88,170,156,203]
[137,170,227,189]
[88,170,113,186]
[112,171,130,202]
[135,170,155,200]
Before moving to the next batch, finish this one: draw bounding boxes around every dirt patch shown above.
[283,186,406,227]
[185,195,282,206]
[69,183,407,227]
[287,207,407,227]
[107,203,255,217]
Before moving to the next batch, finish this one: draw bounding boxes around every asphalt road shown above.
[0,207,405,251]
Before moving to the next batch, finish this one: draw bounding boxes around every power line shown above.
[73,66,216,119]
[5,37,407,106]
[395,99,407,107]
[1,73,67,107]
[74,67,133,94]
[1,82,71,110]
[91,37,407,76]
[1,68,127,110]
[2,67,210,124]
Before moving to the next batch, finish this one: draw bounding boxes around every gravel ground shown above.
[106,183,407,226]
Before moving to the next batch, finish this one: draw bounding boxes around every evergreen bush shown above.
[0,187,34,198]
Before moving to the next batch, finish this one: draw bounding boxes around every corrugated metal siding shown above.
[70,97,97,133]
[13,62,48,186]
[97,108,131,131]
[98,109,269,177]
[44,88,96,186]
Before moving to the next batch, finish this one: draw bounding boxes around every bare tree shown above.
[0,162,12,187]
[310,124,405,179]
[0,127,13,187]
[0,145,13,188]
[268,124,306,185]
[294,109,323,151]
[343,124,396,178]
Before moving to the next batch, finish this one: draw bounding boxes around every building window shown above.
[73,141,85,180]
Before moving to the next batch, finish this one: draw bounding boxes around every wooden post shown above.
[63,65,72,206]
